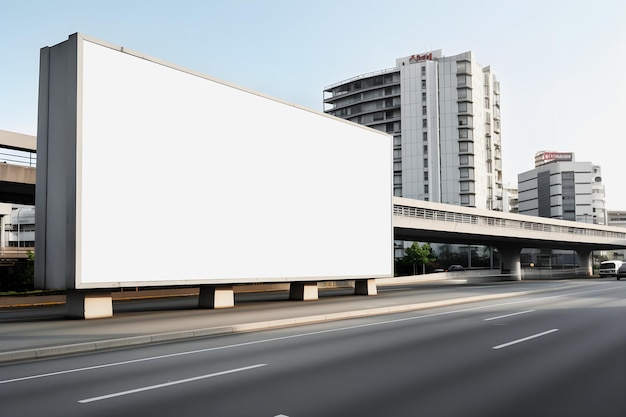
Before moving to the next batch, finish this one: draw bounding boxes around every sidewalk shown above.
[0,276,563,364]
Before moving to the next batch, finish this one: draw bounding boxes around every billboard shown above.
[36,33,393,289]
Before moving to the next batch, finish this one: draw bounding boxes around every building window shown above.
[422,106,427,116]
[424,184,429,194]
[421,66,426,76]
[424,171,429,181]
[459,129,468,139]
[422,92,426,102]
[458,102,468,113]
[459,142,469,152]
[422,119,428,128]
[562,171,576,221]
[424,158,428,168]
[421,80,426,89]
[537,170,551,218]
[460,181,470,192]
[460,168,470,178]
[423,145,428,153]
[460,155,469,166]
[423,132,428,141]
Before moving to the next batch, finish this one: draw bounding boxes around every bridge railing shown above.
[393,204,626,240]
[0,148,36,167]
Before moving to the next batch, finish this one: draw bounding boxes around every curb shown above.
[0,289,537,364]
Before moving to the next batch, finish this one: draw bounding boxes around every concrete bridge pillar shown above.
[66,290,113,319]
[355,279,378,295]
[497,244,522,281]
[576,248,593,277]
[289,282,319,301]
[198,285,235,309]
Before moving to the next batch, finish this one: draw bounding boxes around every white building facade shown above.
[3,205,35,248]
[518,155,606,224]
[323,50,503,210]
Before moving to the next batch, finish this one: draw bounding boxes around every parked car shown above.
[447,265,464,271]
[599,260,624,278]
[617,263,626,280]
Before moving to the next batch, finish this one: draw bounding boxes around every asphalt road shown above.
[1,279,625,416]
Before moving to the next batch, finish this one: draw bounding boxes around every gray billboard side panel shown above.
[34,46,50,290]
[74,35,84,289]
[35,34,79,290]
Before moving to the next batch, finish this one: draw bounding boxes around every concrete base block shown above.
[198,285,235,309]
[289,282,318,301]
[66,290,113,319]
[355,279,378,296]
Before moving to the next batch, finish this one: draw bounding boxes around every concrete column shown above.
[289,282,318,301]
[576,248,593,277]
[355,279,378,296]
[66,290,113,319]
[497,244,522,281]
[198,285,235,309]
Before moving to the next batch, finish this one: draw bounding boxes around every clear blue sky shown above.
[2,0,625,208]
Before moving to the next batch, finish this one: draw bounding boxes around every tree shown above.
[403,242,437,275]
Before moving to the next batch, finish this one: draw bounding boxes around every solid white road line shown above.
[78,363,267,403]
[492,329,559,350]
[484,310,535,321]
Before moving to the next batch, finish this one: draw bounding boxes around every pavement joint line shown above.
[0,288,549,364]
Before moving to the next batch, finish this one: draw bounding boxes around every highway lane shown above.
[0,280,563,354]
[1,280,625,416]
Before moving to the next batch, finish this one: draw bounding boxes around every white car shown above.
[599,260,623,278]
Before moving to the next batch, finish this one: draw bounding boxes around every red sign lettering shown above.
[409,53,433,63]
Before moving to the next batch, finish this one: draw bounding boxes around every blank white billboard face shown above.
[66,37,393,286]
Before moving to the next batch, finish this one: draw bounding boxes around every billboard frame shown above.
[35,33,393,292]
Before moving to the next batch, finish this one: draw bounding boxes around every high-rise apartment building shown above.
[324,50,503,210]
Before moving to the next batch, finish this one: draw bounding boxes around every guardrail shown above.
[393,204,626,240]
[0,149,36,167]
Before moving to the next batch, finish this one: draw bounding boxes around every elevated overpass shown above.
[0,130,36,205]
[393,197,626,279]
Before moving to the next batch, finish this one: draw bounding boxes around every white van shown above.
[599,260,624,277]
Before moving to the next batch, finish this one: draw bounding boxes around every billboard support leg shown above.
[289,282,318,301]
[198,285,234,309]
[355,279,377,295]
[66,290,113,319]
